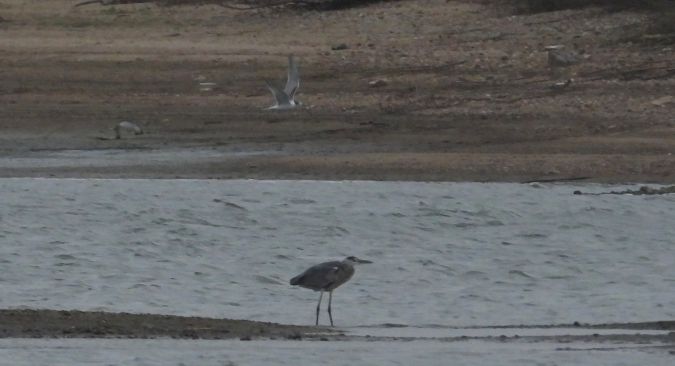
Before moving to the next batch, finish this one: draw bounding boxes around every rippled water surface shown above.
[1,179,674,328]
[1,338,673,366]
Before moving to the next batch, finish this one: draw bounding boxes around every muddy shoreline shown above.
[1,309,673,345]
[0,309,323,340]
[0,1,673,183]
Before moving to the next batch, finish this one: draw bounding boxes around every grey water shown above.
[0,338,673,366]
[1,179,674,365]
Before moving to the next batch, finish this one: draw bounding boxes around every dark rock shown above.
[286,332,302,340]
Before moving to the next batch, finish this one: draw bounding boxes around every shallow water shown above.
[0,338,673,366]
[347,326,670,338]
[1,179,674,328]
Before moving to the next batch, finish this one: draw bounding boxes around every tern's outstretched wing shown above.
[266,81,291,106]
[284,54,300,100]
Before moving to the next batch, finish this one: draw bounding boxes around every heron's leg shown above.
[315,290,324,326]
[327,291,334,327]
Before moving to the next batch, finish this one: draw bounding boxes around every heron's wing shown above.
[284,55,300,100]
[290,261,341,289]
[266,81,291,106]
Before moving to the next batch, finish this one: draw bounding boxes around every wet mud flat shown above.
[1,309,674,348]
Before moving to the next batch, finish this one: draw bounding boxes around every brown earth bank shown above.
[1,309,674,344]
[0,0,674,182]
[0,309,324,340]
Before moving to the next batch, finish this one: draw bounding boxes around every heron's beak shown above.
[357,258,373,264]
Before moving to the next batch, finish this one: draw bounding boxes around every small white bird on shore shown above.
[265,55,301,110]
[114,121,143,139]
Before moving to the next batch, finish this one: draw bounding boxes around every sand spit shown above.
[0,309,324,340]
[1,309,673,345]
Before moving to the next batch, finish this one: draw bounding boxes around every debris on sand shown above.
[199,82,217,92]
[545,45,581,68]
[545,45,583,80]
[549,78,573,91]
[650,95,674,107]
[368,79,388,88]
[114,121,144,140]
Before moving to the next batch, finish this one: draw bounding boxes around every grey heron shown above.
[290,256,372,326]
[266,55,301,110]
